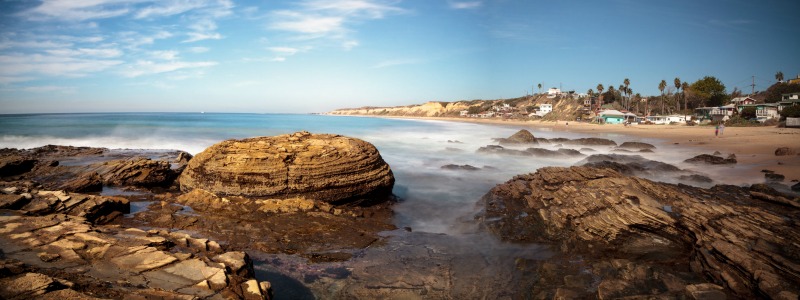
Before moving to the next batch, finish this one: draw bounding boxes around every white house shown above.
[547,88,562,98]
[459,110,469,117]
[645,115,668,124]
[665,115,689,124]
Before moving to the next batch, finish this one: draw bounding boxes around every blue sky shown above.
[0,0,798,113]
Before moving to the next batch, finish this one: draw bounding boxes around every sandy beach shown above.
[371,115,800,183]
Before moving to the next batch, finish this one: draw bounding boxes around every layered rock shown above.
[0,214,271,299]
[1,186,128,224]
[617,141,656,150]
[479,166,800,298]
[0,146,188,191]
[97,157,179,187]
[179,131,394,204]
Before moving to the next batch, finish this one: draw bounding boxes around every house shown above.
[788,75,800,85]
[737,103,780,122]
[598,109,626,124]
[459,110,469,117]
[537,104,552,116]
[778,93,800,113]
[694,104,736,122]
[665,115,690,124]
[645,115,668,125]
[730,96,756,106]
[547,88,562,98]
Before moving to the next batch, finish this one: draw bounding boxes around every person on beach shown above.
[720,123,725,136]
[715,123,719,137]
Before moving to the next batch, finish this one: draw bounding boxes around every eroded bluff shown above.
[179,131,394,204]
[480,166,800,299]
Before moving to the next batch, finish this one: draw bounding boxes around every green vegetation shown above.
[687,76,727,107]
[739,107,757,119]
[780,105,800,120]
[764,82,800,103]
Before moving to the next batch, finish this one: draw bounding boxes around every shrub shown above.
[740,107,757,120]
[780,105,800,120]
[725,115,761,127]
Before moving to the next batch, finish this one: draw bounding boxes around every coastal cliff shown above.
[328,95,585,121]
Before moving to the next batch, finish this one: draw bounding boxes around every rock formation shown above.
[775,147,798,156]
[0,184,271,299]
[97,157,179,187]
[479,166,800,299]
[493,129,537,144]
[684,153,737,165]
[477,145,584,158]
[179,131,394,204]
[617,141,656,150]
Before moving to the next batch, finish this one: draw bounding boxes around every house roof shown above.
[599,109,625,116]
[730,96,756,103]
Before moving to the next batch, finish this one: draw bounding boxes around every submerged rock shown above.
[479,166,800,299]
[684,153,737,165]
[617,141,656,150]
[775,147,797,156]
[441,164,481,171]
[179,131,394,204]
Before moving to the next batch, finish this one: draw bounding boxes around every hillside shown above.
[328,95,592,121]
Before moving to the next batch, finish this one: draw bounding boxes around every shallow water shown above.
[0,113,778,297]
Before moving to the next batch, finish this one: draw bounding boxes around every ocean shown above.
[0,112,754,297]
[0,112,593,232]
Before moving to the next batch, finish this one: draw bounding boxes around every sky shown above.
[0,0,799,114]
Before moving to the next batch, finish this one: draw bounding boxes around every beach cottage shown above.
[599,110,626,124]
[736,103,779,122]
[694,105,735,122]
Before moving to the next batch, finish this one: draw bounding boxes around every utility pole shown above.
[751,76,756,96]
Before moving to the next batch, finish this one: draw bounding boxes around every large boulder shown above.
[479,166,800,299]
[494,129,537,144]
[179,131,394,203]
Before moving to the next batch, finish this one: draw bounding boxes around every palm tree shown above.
[681,82,689,110]
[587,89,593,97]
[623,78,630,110]
[538,83,542,94]
[596,83,604,112]
[674,77,682,111]
[658,80,667,115]
[776,71,784,83]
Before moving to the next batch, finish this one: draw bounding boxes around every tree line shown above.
[573,72,800,116]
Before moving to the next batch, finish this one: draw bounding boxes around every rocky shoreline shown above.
[2,129,799,299]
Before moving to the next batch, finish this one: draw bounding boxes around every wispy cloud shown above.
[46,48,123,58]
[187,46,209,53]
[183,18,224,42]
[448,1,482,9]
[372,58,421,68]
[266,46,312,62]
[149,50,180,60]
[120,60,217,77]
[268,0,406,47]
[135,0,210,19]
[25,0,131,21]
[0,53,123,78]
